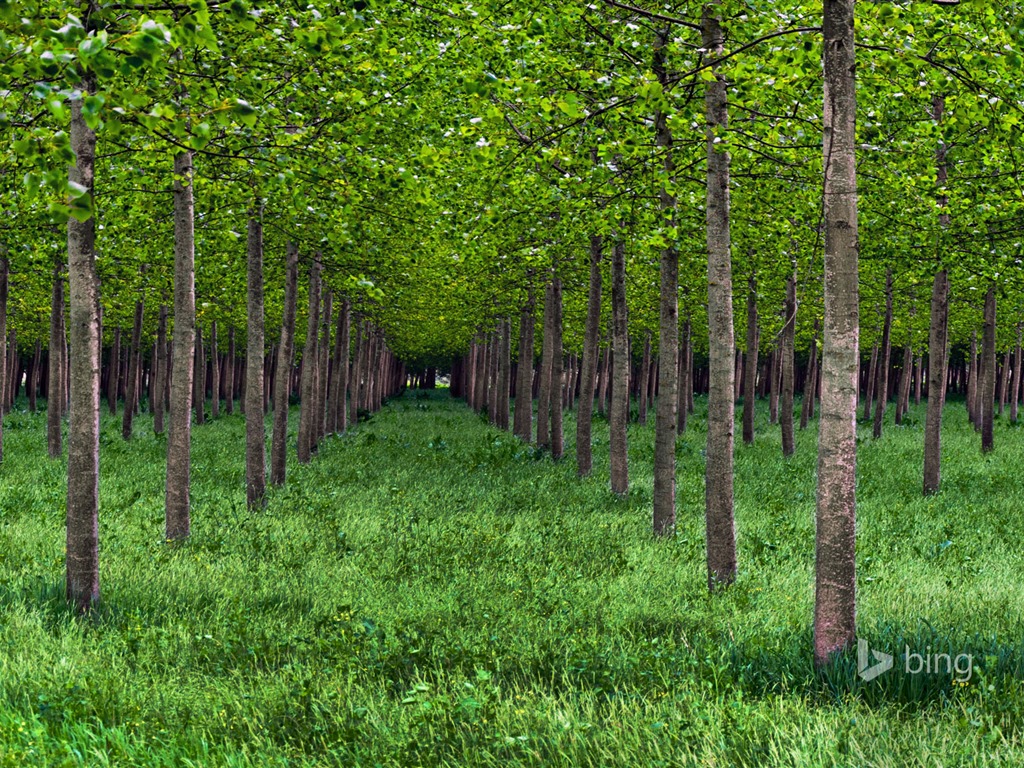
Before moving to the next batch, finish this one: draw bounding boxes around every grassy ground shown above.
[0,391,1022,766]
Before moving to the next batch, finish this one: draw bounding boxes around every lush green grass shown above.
[1,391,1023,766]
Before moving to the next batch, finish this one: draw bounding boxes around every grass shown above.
[0,390,1023,766]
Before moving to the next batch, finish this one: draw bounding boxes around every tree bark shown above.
[210,321,219,419]
[107,326,120,416]
[329,297,349,434]
[349,320,362,426]
[154,305,168,435]
[550,277,564,460]
[166,150,196,541]
[704,1,736,589]
[513,292,535,441]
[271,242,299,486]
[245,214,267,507]
[1012,325,1022,425]
[0,258,7,462]
[967,331,978,428]
[742,274,758,445]
[872,269,893,439]
[923,273,949,494]
[814,0,859,666]
[768,347,779,426]
[577,236,603,475]
[298,258,321,463]
[914,354,923,408]
[66,84,102,611]
[225,327,235,414]
[609,237,629,495]
[121,299,144,439]
[537,282,555,448]
[895,344,911,425]
[863,338,878,421]
[998,349,1010,417]
[29,340,40,414]
[981,284,996,453]
[678,317,691,433]
[781,276,797,457]
[496,318,511,430]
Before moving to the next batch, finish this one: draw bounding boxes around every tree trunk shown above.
[872,269,893,439]
[998,349,1010,417]
[967,331,978,428]
[981,284,996,453]
[703,3,736,588]
[537,282,555,448]
[121,299,144,439]
[66,85,102,612]
[768,347,780,425]
[154,305,168,435]
[513,293,535,440]
[781,276,797,457]
[895,344,911,425]
[742,274,758,445]
[576,237,603,475]
[1012,325,1022,425]
[107,326,120,416]
[298,258,321,463]
[166,150,196,541]
[814,0,859,667]
[245,214,267,507]
[315,290,333,446]
[349,320,362,426]
[497,318,511,430]
[609,238,629,495]
[0,259,6,460]
[29,340,40,414]
[271,242,299,486]
[487,330,499,424]
[549,278,564,460]
[329,297,349,434]
[210,321,220,419]
[225,327,235,414]
[914,354,923,408]
[863,338,878,421]
[922,272,949,496]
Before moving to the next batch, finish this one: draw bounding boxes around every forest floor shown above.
[0,390,1023,766]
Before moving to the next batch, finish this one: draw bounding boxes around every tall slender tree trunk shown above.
[863,338,878,421]
[998,349,1010,417]
[245,214,267,507]
[497,319,511,430]
[487,330,499,424]
[537,282,555,448]
[154,305,168,435]
[652,28,679,534]
[271,242,299,486]
[329,297,349,434]
[210,321,220,419]
[550,278,565,459]
[895,344,912,425]
[107,326,120,416]
[814,0,859,667]
[703,2,736,588]
[298,258,321,463]
[0,258,7,462]
[165,150,196,541]
[349,320,362,426]
[781,276,797,457]
[514,292,536,441]
[315,291,333,447]
[66,83,102,612]
[577,236,603,476]
[121,299,144,439]
[609,238,629,495]
[225,327,235,414]
[1011,326,1022,425]
[742,274,758,445]
[914,354,923,408]
[194,324,206,425]
[872,269,893,439]
[981,284,996,453]
[768,347,780,425]
[29,340,40,414]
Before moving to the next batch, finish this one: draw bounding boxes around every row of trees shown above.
[2,0,1022,669]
